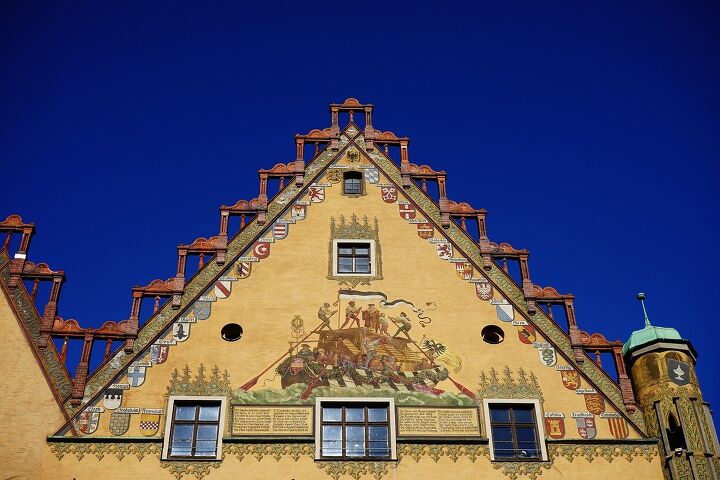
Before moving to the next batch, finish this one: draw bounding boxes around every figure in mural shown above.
[378,313,390,335]
[340,300,362,329]
[391,312,412,338]
[317,302,337,330]
[363,304,381,332]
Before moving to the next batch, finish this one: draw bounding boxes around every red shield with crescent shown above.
[545,417,565,439]
[417,222,434,239]
[253,242,270,259]
[517,324,536,344]
[584,393,605,415]
[381,186,398,203]
[560,370,581,390]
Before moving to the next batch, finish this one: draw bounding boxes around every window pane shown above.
[323,425,341,440]
[490,407,511,423]
[368,441,390,457]
[355,246,369,254]
[368,408,387,423]
[175,405,196,421]
[170,425,194,456]
[199,405,220,421]
[517,444,540,458]
[513,406,534,423]
[323,407,342,422]
[516,427,536,442]
[355,258,370,273]
[346,407,365,422]
[338,258,354,272]
[345,426,366,457]
[338,247,353,254]
[369,426,388,441]
[194,440,217,456]
[492,426,513,442]
[197,424,218,441]
[493,441,515,458]
[322,440,342,457]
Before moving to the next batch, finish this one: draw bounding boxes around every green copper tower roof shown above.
[622,293,683,355]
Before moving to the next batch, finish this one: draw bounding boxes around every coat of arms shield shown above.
[308,186,325,203]
[576,417,596,439]
[214,279,232,299]
[273,222,288,240]
[103,388,123,410]
[517,324,536,344]
[539,347,557,366]
[109,411,131,436]
[291,204,306,220]
[455,262,473,280]
[560,370,581,390]
[607,417,629,439]
[417,222,434,239]
[139,413,161,436]
[545,417,565,439]
[74,411,100,435]
[436,243,453,260]
[475,280,493,300]
[173,322,190,342]
[236,261,252,279]
[253,242,270,259]
[150,344,169,364]
[584,393,605,415]
[193,300,211,320]
[365,168,379,184]
[492,300,514,322]
[668,358,690,386]
[381,186,398,203]
[399,203,416,220]
[127,366,146,387]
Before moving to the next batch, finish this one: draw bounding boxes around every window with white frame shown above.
[343,171,364,195]
[315,397,396,460]
[483,399,547,461]
[162,396,226,461]
[331,240,376,276]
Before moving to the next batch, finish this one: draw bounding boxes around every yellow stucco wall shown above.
[0,285,67,479]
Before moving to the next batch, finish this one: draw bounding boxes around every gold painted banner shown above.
[231,406,313,436]
[397,407,480,436]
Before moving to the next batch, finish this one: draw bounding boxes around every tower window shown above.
[343,171,363,195]
[667,413,687,451]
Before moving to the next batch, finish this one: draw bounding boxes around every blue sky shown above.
[1,2,718,415]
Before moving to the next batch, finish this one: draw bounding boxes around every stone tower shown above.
[624,293,720,479]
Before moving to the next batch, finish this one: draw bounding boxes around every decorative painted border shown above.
[48,441,659,480]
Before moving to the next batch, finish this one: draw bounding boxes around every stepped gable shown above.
[0,98,645,436]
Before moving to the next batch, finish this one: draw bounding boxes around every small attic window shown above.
[343,171,363,195]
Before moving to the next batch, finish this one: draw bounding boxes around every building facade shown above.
[0,98,718,479]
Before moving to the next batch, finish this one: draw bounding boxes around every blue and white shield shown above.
[492,300,514,322]
[127,366,146,387]
[273,222,288,240]
[193,300,211,320]
[365,168,379,184]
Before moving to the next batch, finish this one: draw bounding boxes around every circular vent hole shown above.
[481,325,505,344]
[221,323,243,342]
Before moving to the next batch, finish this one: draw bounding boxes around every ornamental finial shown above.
[636,292,652,328]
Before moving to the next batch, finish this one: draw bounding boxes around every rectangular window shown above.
[337,243,371,274]
[343,171,363,194]
[162,396,225,461]
[316,398,396,460]
[485,400,546,461]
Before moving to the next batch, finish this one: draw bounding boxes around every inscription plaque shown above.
[232,406,313,436]
[397,407,480,436]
